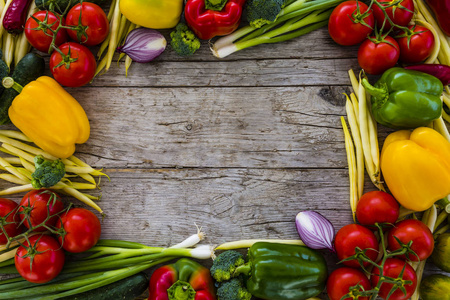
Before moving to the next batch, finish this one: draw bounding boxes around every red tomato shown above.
[356,191,399,226]
[327,267,372,300]
[0,198,22,244]
[25,11,68,53]
[19,189,64,232]
[334,224,379,268]
[328,1,375,46]
[56,208,101,253]
[387,219,434,261]
[15,235,65,283]
[65,2,109,46]
[396,25,435,63]
[49,42,96,87]
[372,0,414,30]
[357,36,399,75]
[370,258,417,300]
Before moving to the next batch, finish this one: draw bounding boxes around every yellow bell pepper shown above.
[8,76,90,159]
[119,0,183,29]
[380,127,450,211]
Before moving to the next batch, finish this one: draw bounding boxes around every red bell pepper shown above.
[426,0,450,36]
[148,258,216,300]
[185,0,246,40]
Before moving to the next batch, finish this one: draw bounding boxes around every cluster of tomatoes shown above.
[0,189,101,283]
[24,2,109,87]
[328,0,434,75]
[327,191,435,300]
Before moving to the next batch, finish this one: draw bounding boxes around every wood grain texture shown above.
[0,23,447,300]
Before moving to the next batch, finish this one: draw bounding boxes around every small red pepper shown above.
[148,258,216,300]
[185,0,246,40]
[426,0,450,36]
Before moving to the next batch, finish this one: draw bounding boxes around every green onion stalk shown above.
[0,230,213,299]
[211,0,345,58]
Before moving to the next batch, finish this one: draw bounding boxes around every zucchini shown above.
[35,0,111,13]
[0,53,45,124]
[60,272,149,300]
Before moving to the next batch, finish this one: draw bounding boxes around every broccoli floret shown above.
[217,278,252,300]
[170,23,201,57]
[210,250,246,282]
[31,155,65,188]
[245,0,287,28]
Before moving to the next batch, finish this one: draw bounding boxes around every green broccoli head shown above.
[31,155,65,189]
[170,23,201,57]
[210,250,246,283]
[217,278,252,300]
[245,0,287,28]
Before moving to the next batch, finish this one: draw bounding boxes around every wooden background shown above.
[1,25,448,298]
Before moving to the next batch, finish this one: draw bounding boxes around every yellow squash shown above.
[381,127,450,211]
[8,76,90,159]
[120,0,183,29]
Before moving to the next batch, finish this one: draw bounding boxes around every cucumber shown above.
[35,0,111,13]
[0,53,45,124]
[60,272,149,300]
[0,52,9,97]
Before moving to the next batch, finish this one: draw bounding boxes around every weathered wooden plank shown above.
[69,86,391,169]
[89,57,360,87]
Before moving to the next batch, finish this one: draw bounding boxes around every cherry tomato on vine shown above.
[395,25,435,63]
[387,219,434,261]
[50,42,96,87]
[334,224,379,268]
[370,258,417,300]
[18,189,64,232]
[66,2,109,46]
[0,198,22,244]
[25,11,68,53]
[15,235,65,283]
[357,36,399,75]
[56,208,101,253]
[327,267,372,300]
[372,0,414,30]
[328,0,375,46]
[356,191,399,226]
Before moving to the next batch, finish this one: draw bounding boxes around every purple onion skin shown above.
[295,211,335,252]
[117,28,166,63]
[3,0,33,34]
[404,64,450,86]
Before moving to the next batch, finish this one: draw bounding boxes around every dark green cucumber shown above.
[60,272,149,300]
[0,53,45,124]
[0,53,9,97]
[35,0,111,13]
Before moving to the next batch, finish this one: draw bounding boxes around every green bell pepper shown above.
[234,242,328,300]
[361,67,443,129]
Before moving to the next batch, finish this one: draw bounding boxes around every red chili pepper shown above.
[425,0,450,36]
[148,258,216,300]
[185,0,246,40]
[405,64,450,86]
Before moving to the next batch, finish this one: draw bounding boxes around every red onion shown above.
[295,211,335,252]
[117,28,166,63]
[404,64,450,86]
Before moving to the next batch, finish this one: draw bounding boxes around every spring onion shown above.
[0,232,214,299]
[295,211,335,252]
[211,0,344,58]
[117,28,166,63]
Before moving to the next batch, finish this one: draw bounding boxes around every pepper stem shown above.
[233,262,252,277]
[167,280,196,300]
[204,0,228,11]
[361,77,388,100]
[2,77,23,93]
